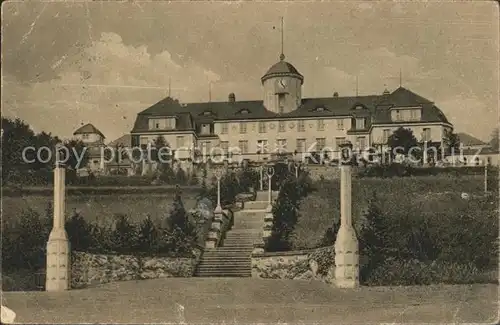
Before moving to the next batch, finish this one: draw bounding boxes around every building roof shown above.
[73,123,105,138]
[261,58,304,83]
[457,132,486,147]
[108,134,132,147]
[131,87,451,134]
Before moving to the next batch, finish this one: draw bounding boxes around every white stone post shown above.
[266,166,275,212]
[259,165,264,191]
[334,145,359,288]
[214,168,223,214]
[484,164,488,194]
[46,160,70,291]
[294,162,300,179]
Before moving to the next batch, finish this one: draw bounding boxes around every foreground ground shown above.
[2,278,498,323]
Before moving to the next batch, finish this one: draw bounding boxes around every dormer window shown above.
[355,118,366,129]
[203,111,213,116]
[200,123,212,135]
[239,109,250,114]
[316,107,325,112]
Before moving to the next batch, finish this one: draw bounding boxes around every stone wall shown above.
[71,249,201,289]
[251,246,335,283]
[306,165,341,180]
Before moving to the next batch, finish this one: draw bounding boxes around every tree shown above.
[167,191,189,232]
[266,178,304,251]
[136,216,160,253]
[489,128,499,151]
[443,129,461,156]
[359,191,390,281]
[111,214,137,253]
[387,127,419,162]
[1,118,36,185]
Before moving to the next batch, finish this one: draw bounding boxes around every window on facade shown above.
[278,94,286,113]
[176,136,185,148]
[356,136,366,149]
[258,122,267,133]
[355,118,365,129]
[221,123,228,134]
[475,157,480,166]
[239,122,247,134]
[395,110,402,121]
[335,137,346,149]
[336,119,344,130]
[317,119,325,131]
[383,129,391,143]
[256,140,268,154]
[410,109,420,121]
[220,141,229,157]
[277,139,287,153]
[200,124,211,135]
[316,138,326,151]
[296,139,306,153]
[278,121,286,132]
[82,134,89,139]
[422,128,431,141]
[238,140,248,154]
[487,157,492,165]
[297,120,305,132]
[140,137,149,145]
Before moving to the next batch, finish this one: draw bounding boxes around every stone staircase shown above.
[195,192,277,277]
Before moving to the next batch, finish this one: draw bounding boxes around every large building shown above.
[130,53,453,164]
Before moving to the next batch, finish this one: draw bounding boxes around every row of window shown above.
[381,128,431,143]
[215,137,367,154]
[219,119,355,134]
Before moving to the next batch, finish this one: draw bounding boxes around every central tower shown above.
[261,17,304,114]
[261,55,304,114]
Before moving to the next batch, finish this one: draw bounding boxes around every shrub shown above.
[365,258,491,285]
[175,168,188,185]
[238,167,259,192]
[267,177,311,252]
[65,210,94,252]
[110,214,138,254]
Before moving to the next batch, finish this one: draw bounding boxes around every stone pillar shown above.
[259,165,264,191]
[334,146,359,288]
[46,163,70,291]
[266,167,274,212]
[214,169,223,214]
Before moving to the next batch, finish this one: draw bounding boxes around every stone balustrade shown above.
[204,209,233,248]
[71,248,202,288]
[251,246,335,283]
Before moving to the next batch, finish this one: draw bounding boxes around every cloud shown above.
[2,32,224,141]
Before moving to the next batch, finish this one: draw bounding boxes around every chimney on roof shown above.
[228,93,235,103]
[333,92,339,98]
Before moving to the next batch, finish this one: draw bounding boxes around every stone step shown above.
[198,262,250,267]
[203,252,252,256]
[200,256,250,260]
[220,241,253,248]
[198,264,251,269]
[196,266,251,270]
[196,273,251,277]
[243,201,270,210]
[205,248,253,252]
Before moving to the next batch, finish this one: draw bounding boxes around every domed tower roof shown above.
[261,55,304,84]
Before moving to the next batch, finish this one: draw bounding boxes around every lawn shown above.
[2,191,200,226]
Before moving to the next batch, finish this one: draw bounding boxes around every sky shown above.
[1,1,498,143]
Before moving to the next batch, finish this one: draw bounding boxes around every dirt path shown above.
[2,278,497,323]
